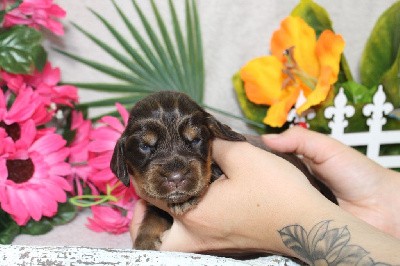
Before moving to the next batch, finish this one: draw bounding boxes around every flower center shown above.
[6,159,35,184]
[282,46,317,90]
[0,121,21,141]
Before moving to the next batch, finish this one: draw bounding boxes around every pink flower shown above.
[2,62,79,107]
[0,120,71,225]
[86,204,133,234]
[3,0,66,35]
[85,103,138,233]
[67,110,96,196]
[88,103,138,204]
[0,88,52,129]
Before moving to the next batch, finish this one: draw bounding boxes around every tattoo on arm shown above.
[278,220,392,266]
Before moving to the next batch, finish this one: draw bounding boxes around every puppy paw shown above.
[134,233,162,250]
[168,196,199,215]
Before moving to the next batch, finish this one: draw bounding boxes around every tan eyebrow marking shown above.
[142,131,158,146]
[183,125,199,141]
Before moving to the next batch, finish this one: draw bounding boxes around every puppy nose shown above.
[166,172,186,186]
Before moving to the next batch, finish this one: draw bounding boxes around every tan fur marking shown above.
[183,126,199,141]
[142,131,158,146]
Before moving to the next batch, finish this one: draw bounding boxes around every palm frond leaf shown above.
[59,0,247,128]
[57,0,204,117]
[76,94,146,108]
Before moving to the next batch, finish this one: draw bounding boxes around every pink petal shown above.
[4,187,30,225]
[5,89,37,123]
[0,159,7,183]
[98,116,125,133]
[116,103,129,126]
[45,147,70,164]
[17,188,43,221]
[88,153,112,169]
[48,163,72,177]
[15,120,37,148]
[90,127,121,141]
[88,140,117,153]
[41,63,60,85]
[30,134,66,154]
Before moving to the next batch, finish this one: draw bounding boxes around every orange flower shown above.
[240,16,345,127]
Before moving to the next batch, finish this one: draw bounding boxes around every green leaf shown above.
[203,104,264,129]
[20,219,53,236]
[110,1,173,88]
[77,94,147,108]
[49,201,77,226]
[339,82,372,133]
[307,88,335,134]
[60,0,205,106]
[150,0,187,94]
[94,2,164,86]
[0,25,46,74]
[186,0,204,102]
[360,1,400,107]
[19,202,77,235]
[291,0,332,36]
[0,210,21,244]
[54,48,144,85]
[291,0,353,83]
[381,49,400,107]
[132,0,178,89]
[31,45,47,71]
[232,72,267,132]
[341,81,375,104]
[65,82,155,93]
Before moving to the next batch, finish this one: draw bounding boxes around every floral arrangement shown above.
[1,0,399,245]
[0,0,137,244]
[233,0,400,138]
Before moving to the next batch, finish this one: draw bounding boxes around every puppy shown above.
[111,91,336,250]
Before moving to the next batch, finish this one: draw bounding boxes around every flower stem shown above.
[69,184,120,208]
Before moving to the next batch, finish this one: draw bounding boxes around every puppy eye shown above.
[139,143,154,153]
[190,137,202,146]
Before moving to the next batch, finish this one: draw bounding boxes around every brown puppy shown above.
[111,91,335,250]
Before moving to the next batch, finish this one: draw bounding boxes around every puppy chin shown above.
[165,191,193,204]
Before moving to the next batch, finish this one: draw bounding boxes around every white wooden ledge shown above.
[0,245,299,265]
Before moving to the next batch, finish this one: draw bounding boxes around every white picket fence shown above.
[289,85,400,168]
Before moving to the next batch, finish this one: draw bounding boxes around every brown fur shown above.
[111,91,336,250]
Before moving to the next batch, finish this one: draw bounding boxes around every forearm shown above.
[270,201,400,265]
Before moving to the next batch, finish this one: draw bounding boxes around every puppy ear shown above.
[207,115,246,141]
[110,137,130,186]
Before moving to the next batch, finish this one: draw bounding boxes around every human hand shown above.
[130,138,338,257]
[262,126,400,238]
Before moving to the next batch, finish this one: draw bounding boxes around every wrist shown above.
[380,169,400,238]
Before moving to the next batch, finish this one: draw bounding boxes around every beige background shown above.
[14,0,397,248]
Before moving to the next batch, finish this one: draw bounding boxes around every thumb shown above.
[159,220,202,252]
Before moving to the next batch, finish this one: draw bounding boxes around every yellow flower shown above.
[240,16,345,127]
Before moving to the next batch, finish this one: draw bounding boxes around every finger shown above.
[212,138,293,181]
[262,126,348,165]
[130,199,147,243]
[212,139,261,180]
